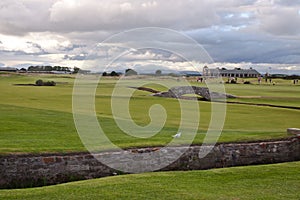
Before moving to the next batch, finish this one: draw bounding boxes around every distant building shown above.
[0,67,17,72]
[180,71,202,77]
[203,66,260,78]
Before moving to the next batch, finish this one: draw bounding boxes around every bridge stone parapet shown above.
[153,86,235,101]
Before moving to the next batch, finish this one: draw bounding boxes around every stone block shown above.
[42,157,55,164]
[287,128,300,136]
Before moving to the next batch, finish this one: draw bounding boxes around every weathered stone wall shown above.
[0,137,299,188]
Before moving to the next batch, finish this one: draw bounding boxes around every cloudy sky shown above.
[1,0,300,74]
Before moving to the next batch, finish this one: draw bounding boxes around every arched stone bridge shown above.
[153,86,235,101]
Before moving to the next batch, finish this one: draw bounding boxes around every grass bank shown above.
[0,161,299,199]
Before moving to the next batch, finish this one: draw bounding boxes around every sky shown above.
[1,0,300,74]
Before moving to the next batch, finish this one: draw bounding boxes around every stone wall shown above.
[0,137,299,188]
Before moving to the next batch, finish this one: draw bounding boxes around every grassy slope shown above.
[224,79,300,107]
[0,161,300,199]
[191,77,300,107]
[0,74,85,153]
[0,74,299,153]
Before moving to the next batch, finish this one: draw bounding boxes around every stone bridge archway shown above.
[153,86,235,101]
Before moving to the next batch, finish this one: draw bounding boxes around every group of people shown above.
[293,79,299,84]
[258,77,273,84]
[196,77,204,83]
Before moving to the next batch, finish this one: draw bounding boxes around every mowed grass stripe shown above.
[0,104,85,153]
[0,74,299,153]
[0,161,299,200]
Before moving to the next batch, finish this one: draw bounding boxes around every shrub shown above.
[44,81,56,86]
[110,71,119,76]
[35,79,44,86]
[35,80,56,86]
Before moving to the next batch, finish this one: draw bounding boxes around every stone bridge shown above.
[153,86,235,101]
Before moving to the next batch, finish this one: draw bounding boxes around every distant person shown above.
[258,76,262,84]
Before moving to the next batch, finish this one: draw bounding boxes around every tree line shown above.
[26,65,80,73]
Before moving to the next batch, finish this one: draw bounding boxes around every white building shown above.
[203,66,260,78]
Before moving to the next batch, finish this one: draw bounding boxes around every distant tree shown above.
[168,73,178,77]
[35,79,44,86]
[73,67,80,74]
[110,71,119,76]
[44,66,52,71]
[35,79,56,86]
[62,67,70,72]
[125,68,137,76]
[27,65,72,73]
[44,81,56,86]
[28,66,39,71]
[102,72,107,76]
[53,66,62,71]
[155,69,162,76]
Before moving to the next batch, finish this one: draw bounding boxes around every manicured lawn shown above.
[0,74,299,199]
[0,74,299,153]
[223,79,300,107]
[0,161,299,199]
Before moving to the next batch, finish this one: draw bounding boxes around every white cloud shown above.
[0,0,300,74]
[0,32,73,54]
[258,6,300,35]
[48,0,219,32]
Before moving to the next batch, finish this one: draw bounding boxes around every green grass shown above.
[223,83,300,107]
[0,104,85,153]
[0,74,299,199]
[0,161,300,199]
[0,74,299,153]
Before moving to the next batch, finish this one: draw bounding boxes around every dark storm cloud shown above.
[187,26,300,64]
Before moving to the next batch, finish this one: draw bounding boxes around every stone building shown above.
[0,67,17,72]
[203,66,260,78]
